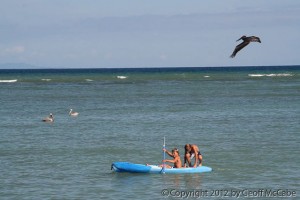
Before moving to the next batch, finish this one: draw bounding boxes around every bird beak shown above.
[236,37,242,42]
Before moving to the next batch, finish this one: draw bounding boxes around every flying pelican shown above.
[42,113,54,122]
[230,35,261,58]
[69,109,79,117]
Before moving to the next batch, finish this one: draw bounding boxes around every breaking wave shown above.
[0,79,17,83]
[248,73,294,77]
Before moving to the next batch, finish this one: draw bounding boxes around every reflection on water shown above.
[108,172,205,199]
[162,174,203,188]
[110,172,203,188]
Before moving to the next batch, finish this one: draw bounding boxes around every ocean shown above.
[0,66,299,199]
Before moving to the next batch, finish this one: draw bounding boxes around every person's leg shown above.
[185,153,192,167]
[159,164,172,168]
[198,154,203,166]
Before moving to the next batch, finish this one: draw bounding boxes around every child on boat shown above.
[161,148,182,168]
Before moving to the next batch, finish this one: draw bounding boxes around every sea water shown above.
[0,66,299,199]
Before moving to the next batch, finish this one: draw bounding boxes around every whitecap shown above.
[204,75,210,78]
[248,74,265,77]
[266,73,293,77]
[0,79,17,83]
[249,73,293,77]
[85,79,93,82]
[41,79,51,81]
[117,76,127,79]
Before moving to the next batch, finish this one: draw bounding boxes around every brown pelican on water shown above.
[230,35,261,58]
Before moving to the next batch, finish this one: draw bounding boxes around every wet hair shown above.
[185,144,191,150]
[172,148,180,156]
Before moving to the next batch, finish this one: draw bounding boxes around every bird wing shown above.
[250,36,261,43]
[230,41,250,58]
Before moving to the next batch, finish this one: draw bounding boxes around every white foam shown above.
[0,79,17,83]
[248,74,265,77]
[267,73,293,77]
[41,79,51,81]
[117,76,127,79]
[85,79,93,82]
[248,73,293,77]
[204,75,210,78]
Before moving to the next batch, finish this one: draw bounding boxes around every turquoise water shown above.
[0,66,299,199]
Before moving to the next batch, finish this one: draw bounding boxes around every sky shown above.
[0,0,300,68]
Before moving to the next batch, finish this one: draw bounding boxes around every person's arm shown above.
[163,159,175,163]
[192,147,198,168]
[164,156,179,163]
[193,155,198,167]
[184,151,190,167]
[163,149,174,158]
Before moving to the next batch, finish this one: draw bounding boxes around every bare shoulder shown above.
[191,144,199,151]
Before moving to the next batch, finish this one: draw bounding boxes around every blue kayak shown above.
[111,162,212,174]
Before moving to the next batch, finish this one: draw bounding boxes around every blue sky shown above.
[0,0,299,68]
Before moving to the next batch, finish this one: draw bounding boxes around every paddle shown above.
[162,136,166,174]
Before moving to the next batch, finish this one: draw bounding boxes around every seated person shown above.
[161,148,182,168]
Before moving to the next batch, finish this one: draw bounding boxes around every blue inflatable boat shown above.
[111,162,212,174]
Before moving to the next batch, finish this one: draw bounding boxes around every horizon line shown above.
[0,65,299,71]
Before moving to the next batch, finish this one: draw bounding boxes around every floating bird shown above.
[42,113,54,122]
[69,109,79,117]
[230,35,261,58]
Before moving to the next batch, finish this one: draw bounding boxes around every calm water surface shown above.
[0,66,299,199]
